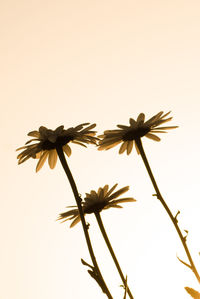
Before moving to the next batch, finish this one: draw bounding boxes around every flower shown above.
[98,111,178,155]
[58,184,136,227]
[17,123,98,172]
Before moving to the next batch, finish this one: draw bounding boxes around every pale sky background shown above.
[1,0,200,298]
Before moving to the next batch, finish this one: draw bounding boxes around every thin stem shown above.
[56,146,113,299]
[95,212,134,299]
[135,138,200,283]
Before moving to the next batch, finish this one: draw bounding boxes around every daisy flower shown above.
[98,111,178,155]
[17,123,97,172]
[58,184,136,227]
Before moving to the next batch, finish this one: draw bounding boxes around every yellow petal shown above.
[48,149,57,169]
[145,133,161,141]
[36,151,49,172]
[70,216,81,227]
[135,142,140,155]
[137,113,145,123]
[63,144,72,157]
[127,141,133,155]
[119,141,128,154]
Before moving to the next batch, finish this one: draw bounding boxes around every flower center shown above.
[123,126,150,141]
[41,135,74,150]
[84,201,106,214]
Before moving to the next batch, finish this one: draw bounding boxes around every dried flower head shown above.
[17,123,97,172]
[58,184,136,227]
[98,111,178,155]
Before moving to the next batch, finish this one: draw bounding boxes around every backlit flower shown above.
[98,111,178,155]
[17,123,98,172]
[58,184,136,227]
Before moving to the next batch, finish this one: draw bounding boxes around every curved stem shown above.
[56,146,113,298]
[135,138,200,283]
[95,212,134,299]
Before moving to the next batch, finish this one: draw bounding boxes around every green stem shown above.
[56,146,113,299]
[135,138,200,284]
[95,212,134,299]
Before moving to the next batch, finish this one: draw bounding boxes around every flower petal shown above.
[28,131,40,138]
[135,142,140,155]
[105,184,118,198]
[111,198,136,204]
[108,186,129,200]
[48,149,57,169]
[145,111,163,126]
[98,140,122,150]
[129,118,136,126]
[145,133,161,141]
[70,216,81,227]
[63,144,72,157]
[71,141,87,147]
[117,124,129,129]
[119,141,128,154]
[81,123,96,132]
[153,126,178,130]
[137,113,145,123]
[127,140,133,155]
[36,151,49,172]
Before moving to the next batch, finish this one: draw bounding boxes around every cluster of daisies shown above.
[17,111,177,224]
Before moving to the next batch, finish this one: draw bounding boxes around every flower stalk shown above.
[135,137,200,284]
[56,146,113,298]
[95,212,134,299]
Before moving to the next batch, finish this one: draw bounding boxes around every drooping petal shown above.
[36,151,49,172]
[135,142,140,155]
[48,149,57,169]
[70,216,81,227]
[63,144,72,157]
[127,140,133,155]
[119,141,128,154]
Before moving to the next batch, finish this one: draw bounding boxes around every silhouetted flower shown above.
[17,123,97,172]
[58,184,136,227]
[98,111,178,155]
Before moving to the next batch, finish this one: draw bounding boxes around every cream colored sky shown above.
[1,0,200,298]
